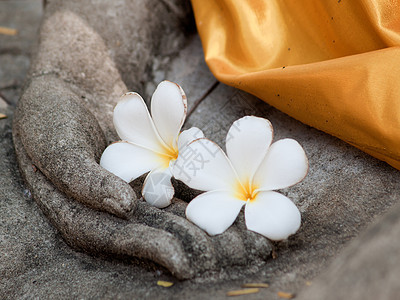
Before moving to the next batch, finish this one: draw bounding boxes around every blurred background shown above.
[0,0,42,107]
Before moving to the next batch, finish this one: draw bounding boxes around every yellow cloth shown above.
[191,0,400,170]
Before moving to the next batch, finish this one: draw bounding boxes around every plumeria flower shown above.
[100,81,204,208]
[173,116,308,241]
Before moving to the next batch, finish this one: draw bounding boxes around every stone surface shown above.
[298,200,400,300]
[146,34,218,113]
[12,0,273,283]
[2,0,400,299]
[0,0,43,106]
[185,82,400,295]
[0,1,42,54]
[33,0,195,100]
[0,53,30,105]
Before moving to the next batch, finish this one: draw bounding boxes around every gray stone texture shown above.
[298,200,400,300]
[13,0,273,281]
[0,0,42,106]
[1,0,400,299]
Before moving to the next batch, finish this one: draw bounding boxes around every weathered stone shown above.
[0,0,43,55]
[35,0,194,99]
[298,201,400,300]
[146,35,218,113]
[0,0,42,106]
[0,96,8,109]
[185,82,400,295]
[0,54,30,106]
[12,0,272,281]
[3,0,400,298]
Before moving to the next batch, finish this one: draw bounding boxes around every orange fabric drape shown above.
[191,0,400,170]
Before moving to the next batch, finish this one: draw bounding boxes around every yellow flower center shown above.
[235,179,259,202]
[159,144,179,169]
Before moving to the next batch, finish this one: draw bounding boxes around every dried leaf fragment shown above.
[227,288,259,296]
[242,283,269,288]
[157,280,174,288]
[0,26,18,36]
[0,113,7,119]
[277,291,295,299]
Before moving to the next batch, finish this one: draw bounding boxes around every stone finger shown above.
[13,132,193,279]
[134,201,218,274]
[14,75,135,218]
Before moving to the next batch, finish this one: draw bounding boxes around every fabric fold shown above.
[192,0,400,170]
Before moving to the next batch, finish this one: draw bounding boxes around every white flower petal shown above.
[254,139,308,191]
[245,191,301,241]
[100,141,160,183]
[177,127,204,151]
[151,81,187,148]
[186,191,245,235]
[142,167,174,208]
[114,92,167,153]
[173,138,238,191]
[226,116,273,184]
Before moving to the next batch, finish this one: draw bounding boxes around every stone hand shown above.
[13,1,272,279]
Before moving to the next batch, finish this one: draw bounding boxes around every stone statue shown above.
[13,0,271,279]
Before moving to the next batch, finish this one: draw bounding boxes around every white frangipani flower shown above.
[100,81,204,208]
[173,116,308,241]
